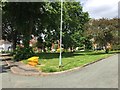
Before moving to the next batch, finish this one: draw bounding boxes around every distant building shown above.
[0,40,12,52]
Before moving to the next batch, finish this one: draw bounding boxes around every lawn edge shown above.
[40,54,116,76]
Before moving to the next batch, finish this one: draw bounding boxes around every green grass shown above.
[22,50,119,73]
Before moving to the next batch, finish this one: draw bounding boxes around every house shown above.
[0,40,12,52]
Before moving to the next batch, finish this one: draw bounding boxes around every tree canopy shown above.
[84,18,119,52]
[2,2,89,50]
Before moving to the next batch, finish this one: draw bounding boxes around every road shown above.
[0,54,118,88]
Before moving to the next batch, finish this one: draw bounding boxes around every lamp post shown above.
[59,0,63,67]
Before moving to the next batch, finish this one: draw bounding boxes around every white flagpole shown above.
[59,0,63,66]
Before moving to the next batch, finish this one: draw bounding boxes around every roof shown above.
[0,40,12,45]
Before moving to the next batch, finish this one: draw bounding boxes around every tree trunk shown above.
[105,45,109,53]
[43,45,46,52]
[12,31,17,50]
[23,18,33,48]
[12,38,17,50]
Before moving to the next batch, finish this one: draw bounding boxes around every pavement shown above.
[6,61,41,76]
[0,54,118,88]
[1,53,41,76]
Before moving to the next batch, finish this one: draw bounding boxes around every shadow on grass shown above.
[36,52,82,60]
[36,50,118,60]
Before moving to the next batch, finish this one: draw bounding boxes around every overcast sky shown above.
[79,0,119,19]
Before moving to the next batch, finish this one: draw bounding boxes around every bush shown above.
[1,50,13,54]
[13,46,35,61]
[112,45,120,50]
[1,50,5,53]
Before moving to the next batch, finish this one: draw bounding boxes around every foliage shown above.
[84,18,119,53]
[62,2,89,49]
[2,2,90,61]
[112,44,120,50]
[1,50,12,53]
[13,46,35,61]
[80,37,92,50]
[43,2,89,50]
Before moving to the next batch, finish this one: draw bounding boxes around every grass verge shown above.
[22,50,118,73]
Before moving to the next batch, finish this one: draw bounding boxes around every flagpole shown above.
[59,0,63,67]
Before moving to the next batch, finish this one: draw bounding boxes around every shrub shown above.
[1,50,5,53]
[112,44,120,50]
[13,46,35,61]
[1,50,13,54]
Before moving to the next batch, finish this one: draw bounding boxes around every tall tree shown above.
[2,2,47,49]
[62,1,89,50]
[84,18,119,53]
[2,2,49,60]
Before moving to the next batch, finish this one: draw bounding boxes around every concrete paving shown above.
[1,54,118,88]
